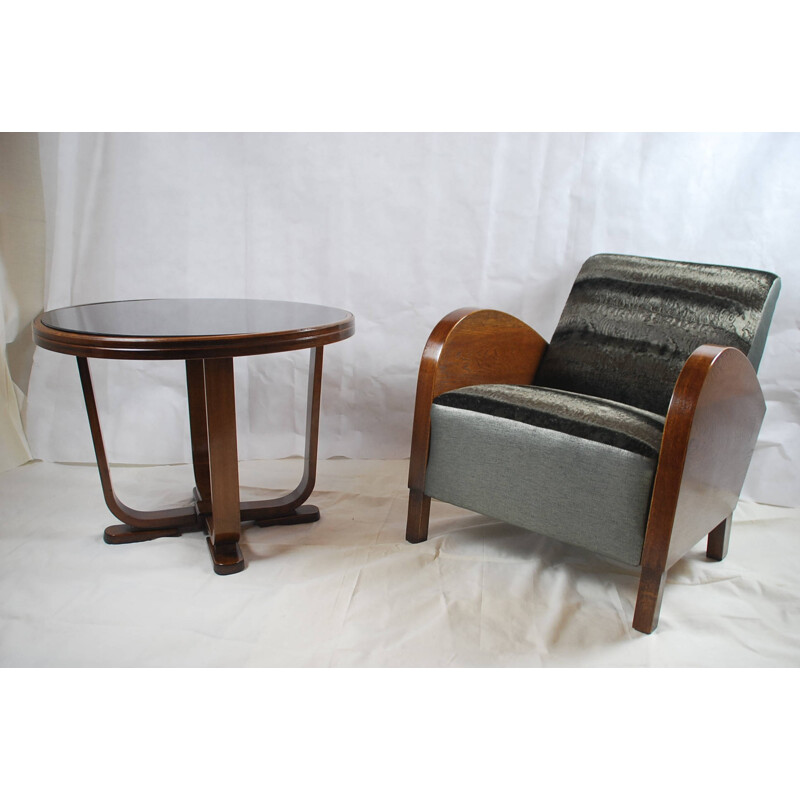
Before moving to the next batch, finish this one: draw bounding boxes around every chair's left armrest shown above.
[643,344,767,573]
[408,307,548,491]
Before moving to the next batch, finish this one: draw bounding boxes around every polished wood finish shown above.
[706,515,732,561]
[406,489,432,547]
[34,299,355,360]
[632,346,765,633]
[186,359,212,514]
[252,346,324,526]
[77,357,199,540]
[185,347,326,528]
[406,308,548,543]
[36,300,354,575]
[202,357,243,574]
[405,308,766,634]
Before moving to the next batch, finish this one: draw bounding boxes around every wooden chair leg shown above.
[706,515,732,561]
[406,489,431,544]
[632,566,667,634]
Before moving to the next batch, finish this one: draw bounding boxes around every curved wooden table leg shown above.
[250,346,323,527]
[76,357,200,543]
[78,349,324,573]
[202,357,244,574]
[188,348,324,528]
[186,359,212,515]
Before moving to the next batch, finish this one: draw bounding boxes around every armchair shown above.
[406,254,780,633]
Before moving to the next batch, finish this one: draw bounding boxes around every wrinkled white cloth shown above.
[24,133,800,506]
[0,254,31,472]
[1,459,798,667]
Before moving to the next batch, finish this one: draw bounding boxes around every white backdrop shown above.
[1,254,31,472]
[25,132,800,506]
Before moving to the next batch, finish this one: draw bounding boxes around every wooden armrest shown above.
[407,308,547,490]
[634,344,766,631]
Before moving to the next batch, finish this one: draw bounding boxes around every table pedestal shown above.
[77,347,324,575]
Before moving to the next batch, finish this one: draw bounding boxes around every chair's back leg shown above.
[706,515,732,561]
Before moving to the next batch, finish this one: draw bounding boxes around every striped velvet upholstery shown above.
[533,254,781,416]
[434,384,665,458]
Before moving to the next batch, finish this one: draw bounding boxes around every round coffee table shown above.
[33,298,355,575]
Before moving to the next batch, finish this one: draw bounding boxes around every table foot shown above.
[253,504,320,528]
[104,523,197,544]
[206,538,245,575]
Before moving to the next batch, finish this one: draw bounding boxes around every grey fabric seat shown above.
[406,253,781,632]
[426,385,668,564]
[434,384,666,458]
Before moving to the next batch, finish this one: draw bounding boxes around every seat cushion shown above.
[434,384,665,458]
[425,386,665,565]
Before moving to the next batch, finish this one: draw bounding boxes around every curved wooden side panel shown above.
[633,345,766,633]
[406,308,548,543]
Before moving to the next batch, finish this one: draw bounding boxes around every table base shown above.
[77,347,325,575]
[103,502,322,574]
[104,524,189,545]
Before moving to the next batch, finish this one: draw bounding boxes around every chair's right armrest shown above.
[408,308,548,490]
[633,344,766,633]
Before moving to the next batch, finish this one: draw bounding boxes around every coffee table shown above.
[33,298,355,575]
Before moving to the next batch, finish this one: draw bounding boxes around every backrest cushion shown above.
[533,254,781,415]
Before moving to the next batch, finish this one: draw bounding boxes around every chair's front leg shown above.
[633,567,667,635]
[406,489,431,544]
[634,514,733,633]
[406,308,547,543]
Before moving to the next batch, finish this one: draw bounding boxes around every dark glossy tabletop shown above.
[35,298,355,360]
[41,298,352,337]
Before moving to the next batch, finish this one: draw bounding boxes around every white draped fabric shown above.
[25,133,800,506]
[1,255,31,472]
[3,458,800,667]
